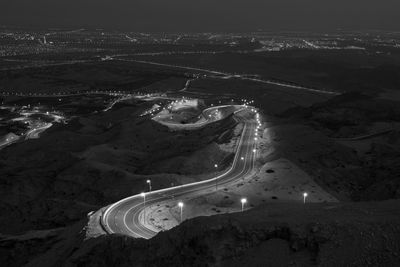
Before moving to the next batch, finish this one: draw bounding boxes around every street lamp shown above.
[303,192,308,204]
[178,202,184,223]
[146,179,152,192]
[241,198,247,212]
[140,192,146,223]
[241,157,244,161]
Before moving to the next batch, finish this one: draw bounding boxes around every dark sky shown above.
[1,0,399,32]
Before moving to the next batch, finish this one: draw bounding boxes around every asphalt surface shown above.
[101,107,258,239]
[25,123,53,139]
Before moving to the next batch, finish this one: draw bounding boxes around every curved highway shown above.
[101,106,259,239]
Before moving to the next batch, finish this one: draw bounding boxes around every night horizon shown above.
[1,0,400,32]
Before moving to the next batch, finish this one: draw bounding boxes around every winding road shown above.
[101,106,259,239]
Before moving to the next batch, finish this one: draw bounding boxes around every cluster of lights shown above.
[165,97,195,110]
[140,104,162,117]
[0,103,67,148]
[241,99,255,107]
[207,108,221,120]
[0,90,158,98]
[254,112,262,146]
[2,91,167,119]
[0,90,171,101]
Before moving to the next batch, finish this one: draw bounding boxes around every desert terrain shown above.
[1,35,400,266]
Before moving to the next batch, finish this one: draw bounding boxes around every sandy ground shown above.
[334,121,400,157]
[142,120,338,232]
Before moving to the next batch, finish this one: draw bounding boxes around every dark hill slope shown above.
[3,200,399,267]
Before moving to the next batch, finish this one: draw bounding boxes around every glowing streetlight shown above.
[241,198,247,212]
[253,149,256,153]
[303,192,308,204]
[178,202,184,223]
[146,179,152,192]
[241,157,244,161]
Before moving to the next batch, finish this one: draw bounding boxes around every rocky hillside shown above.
[2,200,400,267]
[0,100,238,234]
[274,93,400,201]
